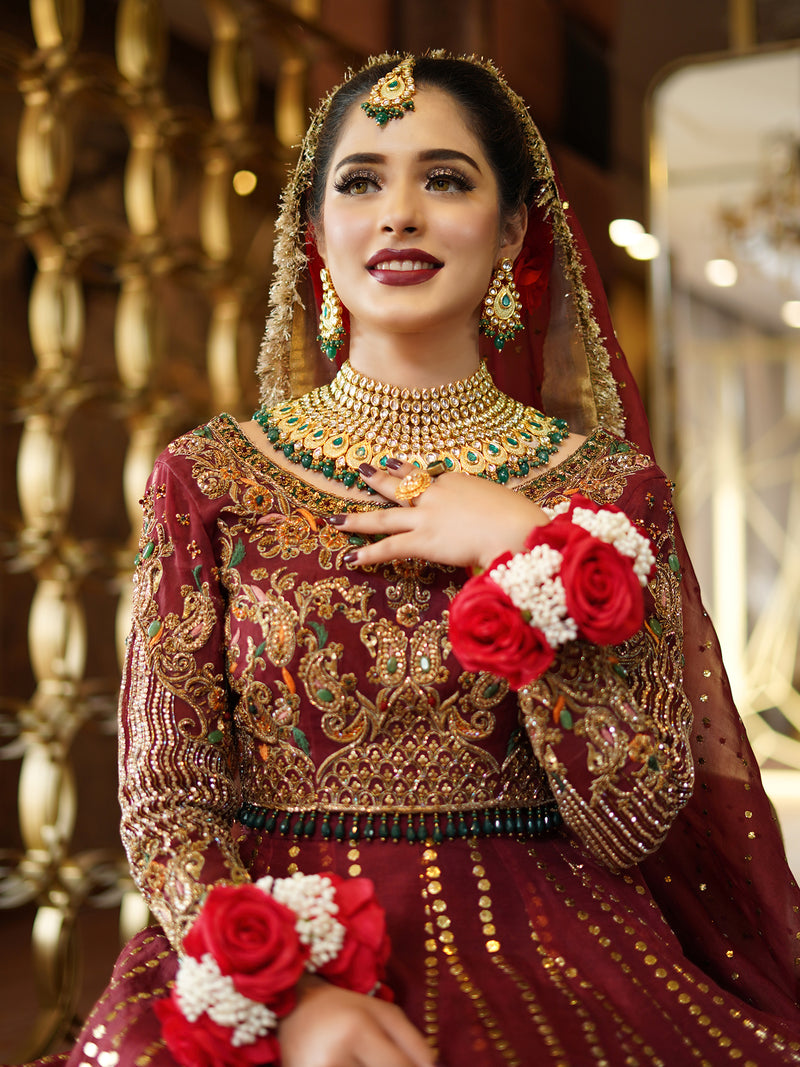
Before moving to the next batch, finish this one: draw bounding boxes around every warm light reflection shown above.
[626,233,661,261]
[608,218,644,247]
[704,258,738,287]
[781,300,800,328]
[233,170,257,196]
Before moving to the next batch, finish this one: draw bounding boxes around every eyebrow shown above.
[333,149,482,172]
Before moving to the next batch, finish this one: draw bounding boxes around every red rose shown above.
[526,513,591,554]
[183,884,307,1009]
[155,994,280,1067]
[318,875,391,995]
[449,572,556,690]
[560,536,643,645]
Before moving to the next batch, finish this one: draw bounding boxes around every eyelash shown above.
[332,167,475,195]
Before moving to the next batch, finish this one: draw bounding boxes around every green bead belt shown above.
[236,802,562,843]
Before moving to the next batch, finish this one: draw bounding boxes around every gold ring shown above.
[426,460,447,477]
[394,469,434,505]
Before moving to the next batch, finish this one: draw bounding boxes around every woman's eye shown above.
[333,172,379,195]
[426,171,472,193]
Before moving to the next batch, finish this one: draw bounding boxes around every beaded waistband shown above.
[235,802,562,843]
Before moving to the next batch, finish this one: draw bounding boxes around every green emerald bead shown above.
[433,826,444,844]
[324,344,338,359]
[279,814,291,835]
[444,457,455,469]
[466,450,478,463]
[320,818,331,840]
[334,819,345,841]
[488,443,500,455]
[406,822,416,843]
[416,822,428,842]
[349,818,360,841]
[386,656,398,674]
[648,755,660,771]
[317,688,334,703]
[519,459,530,476]
[342,471,357,488]
[506,437,518,447]
[300,452,313,468]
[390,819,401,841]
[332,436,344,447]
[287,416,300,425]
[133,553,141,566]
[445,816,456,840]
[501,293,510,307]
[348,534,366,547]
[483,680,500,699]
[267,428,280,443]
[364,818,376,841]
[321,460,335,478]
[304,816,316,836]
[142,541,155,560]
[147,619,161,638]
[470,814,481,836]
[496,465,509,484]
[293,816,305,836]
[283,443,295,457]
[649,616,663,636]
[494,337,506,351]
[668,554,681,573]
[264,811,276,832]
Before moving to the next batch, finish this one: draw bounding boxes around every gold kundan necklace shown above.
[252,360,568,492]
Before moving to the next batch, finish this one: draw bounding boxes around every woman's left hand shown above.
[331,460,549,572]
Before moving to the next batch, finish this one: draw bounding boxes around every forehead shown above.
[329,86,486,165]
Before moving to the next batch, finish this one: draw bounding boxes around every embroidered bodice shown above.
[119,416,693,945]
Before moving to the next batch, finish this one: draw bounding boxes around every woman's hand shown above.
[332,460,549,571]
[277,977,436,1067]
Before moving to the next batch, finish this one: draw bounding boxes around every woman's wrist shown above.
[450,495,656,690]
[155,872,392,1065]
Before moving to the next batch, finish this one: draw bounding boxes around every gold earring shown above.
[479,258,523,351]
[317,267,346,360]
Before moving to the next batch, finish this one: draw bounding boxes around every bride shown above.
[46,53,800,1067]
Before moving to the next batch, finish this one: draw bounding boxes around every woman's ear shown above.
[499,205,529,261]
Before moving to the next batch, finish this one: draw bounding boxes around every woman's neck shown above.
[346,319,481,391]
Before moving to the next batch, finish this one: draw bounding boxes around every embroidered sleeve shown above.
[118,455,249,948]
[519,475,694,870]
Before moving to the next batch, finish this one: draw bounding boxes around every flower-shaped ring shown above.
[394,469,434,505]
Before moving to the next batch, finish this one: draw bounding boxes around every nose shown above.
[380,180,421,235]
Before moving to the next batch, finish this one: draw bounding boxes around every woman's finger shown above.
[366,999,438,1067]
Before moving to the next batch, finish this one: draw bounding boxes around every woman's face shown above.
[315,87,526,342]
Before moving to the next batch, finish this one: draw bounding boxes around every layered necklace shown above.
[253,360,568,492]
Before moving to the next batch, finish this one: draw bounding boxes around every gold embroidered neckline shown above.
[252,360,569,492]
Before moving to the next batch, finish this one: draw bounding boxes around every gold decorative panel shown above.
[0,0,363,1055]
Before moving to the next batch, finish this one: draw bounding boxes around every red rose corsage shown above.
[448,495,656,690]
[156,872,391,1065]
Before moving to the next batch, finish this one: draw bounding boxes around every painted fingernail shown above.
[358,463,376,478]
[385,457,403,470]
[342,550,359,565]
[327,514,347,526]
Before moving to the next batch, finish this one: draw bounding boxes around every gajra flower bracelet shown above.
[155,872,391,1065]
[448,495,656,690]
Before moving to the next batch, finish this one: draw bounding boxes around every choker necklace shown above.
[252,361,568,491]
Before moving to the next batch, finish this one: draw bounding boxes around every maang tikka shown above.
[480,257,523,351]
[361,57,416,126]
[317,267,345,360]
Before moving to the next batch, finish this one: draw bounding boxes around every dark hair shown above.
[307,56,535,225]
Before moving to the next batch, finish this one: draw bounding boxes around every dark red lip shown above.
[366,248,442,268]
